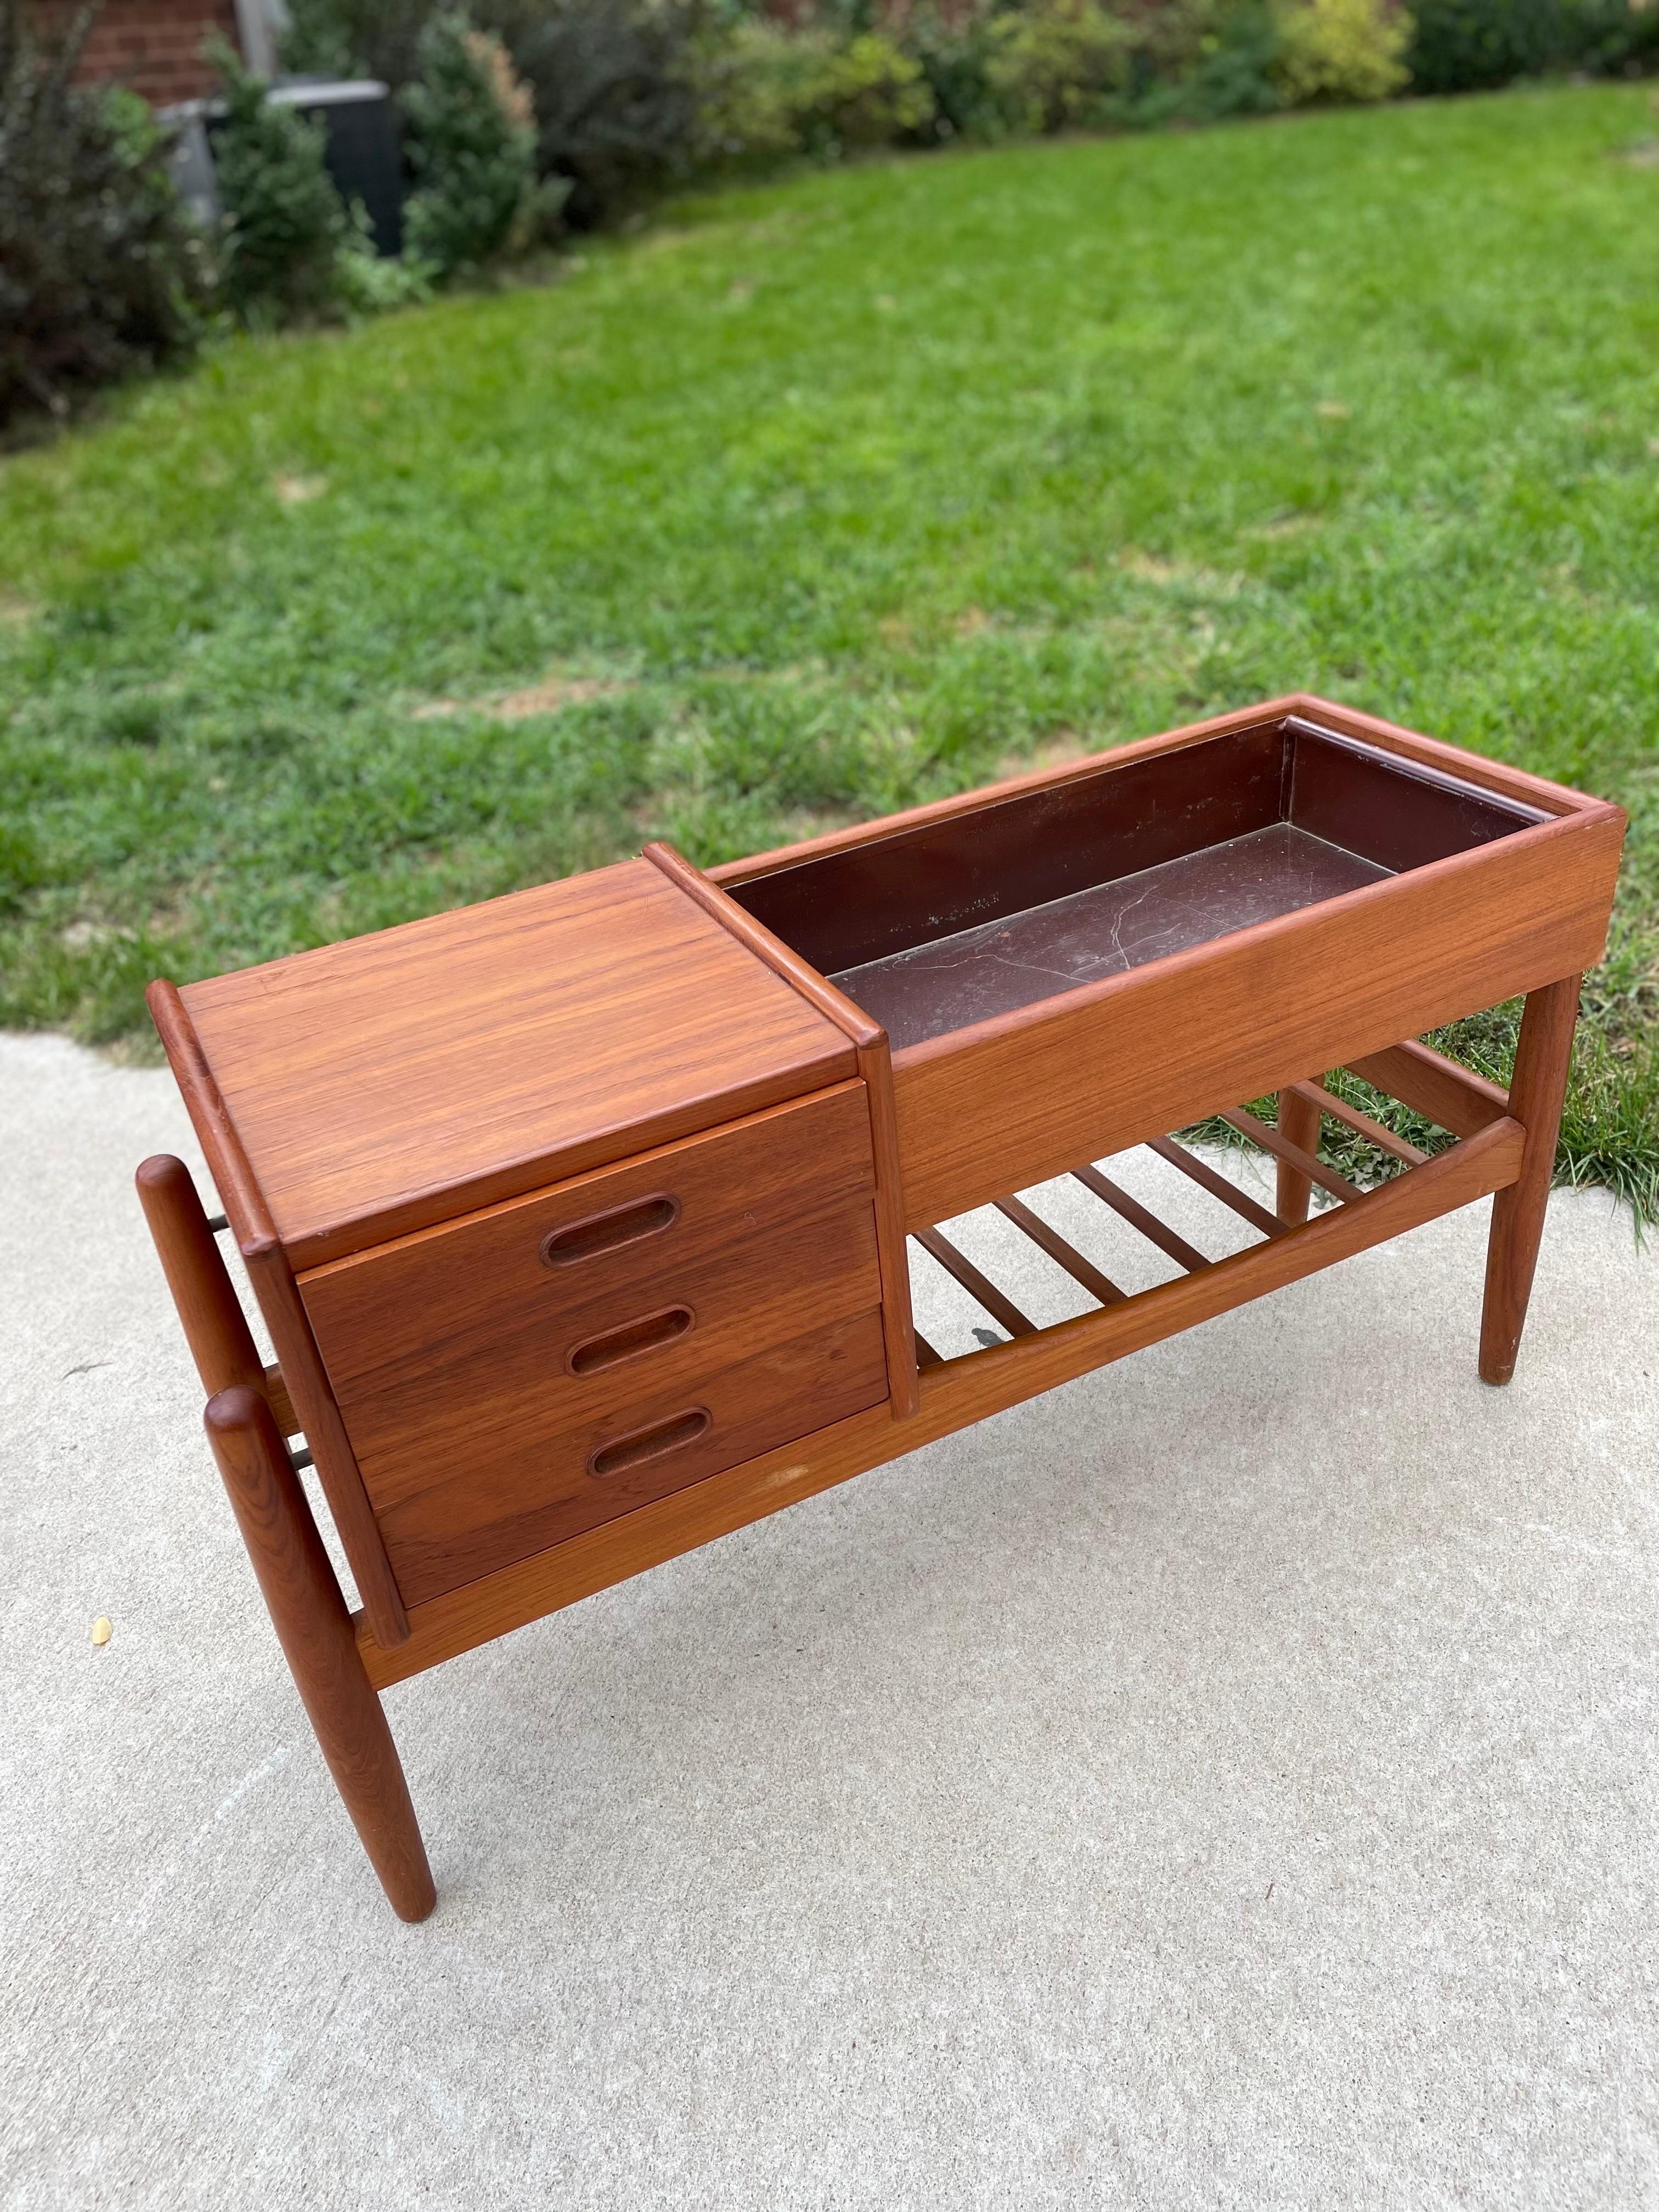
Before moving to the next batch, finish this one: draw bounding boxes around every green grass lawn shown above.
[2,85,1656,1210]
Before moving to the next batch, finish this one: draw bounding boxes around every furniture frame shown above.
[137,695,1625,1921]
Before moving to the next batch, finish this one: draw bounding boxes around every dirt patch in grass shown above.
[414,672,633,721]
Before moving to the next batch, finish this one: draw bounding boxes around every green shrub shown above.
[986,0,1134,133]
[1165,0,1286,115]
[904,2,1015,140]
[1406,0,1657,88]
[475,0,703,225]
[0,0,206,422]
[690,18,934,165]
[1405,0,1558,86]
[808,30,936,145]
[1564,0,1659,74]
[211,40,361,319]
[686,18,807,165]
[284,0,702,228]
[1274,0,1412,100]
[280,0,428,88]
[401,9,543,274]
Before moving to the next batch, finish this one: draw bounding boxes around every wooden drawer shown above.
[298,1080,888,1604]
[375,1307,889,1605]
[323,1183,882,1513]
[301,1079,877,1399]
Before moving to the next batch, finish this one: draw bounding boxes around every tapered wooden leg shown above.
[1276,1080,1324,1224]
[203,1385,436,1922]
[1479,975,1581,1387]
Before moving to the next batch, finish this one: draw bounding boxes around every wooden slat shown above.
[1221,1106,1364,1205]
[1146,1136,1290,1239]
[1346,1039,1509,1139]
[994,1196,1126,1306]
[360,1114,1526,1691]
[912,1227,1037,1339]
[913,1329,944,1370]
[1286,1080,1428,1166]
[1070,1164,1211,1273]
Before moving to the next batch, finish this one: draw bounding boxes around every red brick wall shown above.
[57,0,242,106]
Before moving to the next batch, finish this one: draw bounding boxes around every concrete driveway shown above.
[3,1028,1656,2209]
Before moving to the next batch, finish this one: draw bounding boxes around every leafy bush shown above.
[1564,0,1659,75]
[805,30,936,145]
[904,2,1015,140]
[281,0,429,89]
[286,0,702,228]
[211,41,363,319]
[472,0,703,225]
[1404,0,1561,87]
[1165,0,1286,116]
[401,10,543,274]
[0,0,206,422]
[1406,0,1657,88]
[986,0,1134,132]
[687,18,935,167]
[1274,0,1412,101]
[685,17,809,164]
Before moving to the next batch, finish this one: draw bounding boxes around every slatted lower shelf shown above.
[907,1048,1506,1371]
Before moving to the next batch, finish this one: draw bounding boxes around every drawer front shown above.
[328,1189,882,1510]
[297,1081,889,1606]
[375,1307,890,1606]
[301,1080,877,1400]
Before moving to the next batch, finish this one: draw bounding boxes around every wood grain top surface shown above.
[180,859,854,1266]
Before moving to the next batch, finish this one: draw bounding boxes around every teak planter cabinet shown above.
[139,695,1625,1920]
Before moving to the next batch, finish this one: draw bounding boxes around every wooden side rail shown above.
[1347,1037,1509,1137]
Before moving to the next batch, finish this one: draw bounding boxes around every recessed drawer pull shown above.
[567,1305,694,1376]
[589,1408,710,1480]
[539,1193,679,1269]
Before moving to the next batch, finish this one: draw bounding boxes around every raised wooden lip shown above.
[707,693,1605,892]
